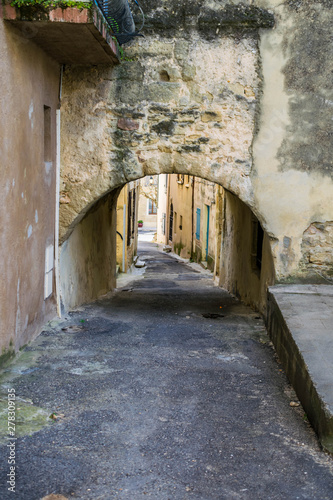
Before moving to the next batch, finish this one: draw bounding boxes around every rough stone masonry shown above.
[59,0,333,288]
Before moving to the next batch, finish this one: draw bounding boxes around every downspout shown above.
[191,176,195,259]
[166,174,170,245]
[54,64,63,317]
[122,204,126,272]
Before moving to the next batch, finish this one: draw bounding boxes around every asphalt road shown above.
[1,241,333,499]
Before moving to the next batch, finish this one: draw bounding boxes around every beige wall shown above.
[0,20,60,359]
[193,178,217,270]
[220,191,275,314]
[60,189,119,311]
[116,181,139,273]
[168,175,193,258]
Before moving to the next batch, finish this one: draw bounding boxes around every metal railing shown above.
[94,0,144,45]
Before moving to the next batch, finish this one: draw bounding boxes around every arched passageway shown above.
[59,174,275,315]
[58,0,333,315]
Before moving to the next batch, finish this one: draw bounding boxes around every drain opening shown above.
[202,313,225,319]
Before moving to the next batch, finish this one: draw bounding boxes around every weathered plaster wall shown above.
[253,0,333,281]
[168,174,194,258]
[0,20,59,358]
[116,186,128,273]
[60,189,119,311]
[193,178,218,269]
[220,191,275,314]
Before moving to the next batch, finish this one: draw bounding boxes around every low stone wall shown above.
[267,286,333,453]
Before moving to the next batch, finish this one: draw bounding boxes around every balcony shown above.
[0,0,120,64]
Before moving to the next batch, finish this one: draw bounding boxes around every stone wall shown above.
[59,0,333,310]
[301,222,333,281]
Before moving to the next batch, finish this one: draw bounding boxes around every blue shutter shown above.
[196,208,201,240]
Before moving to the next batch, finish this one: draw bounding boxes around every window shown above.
[196,208,201,240]
[177,174,184,184]
[148,199,157,215]
[179,215,183,231]
[174,212,177,233]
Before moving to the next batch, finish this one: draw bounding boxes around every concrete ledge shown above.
[267,285,333,453]
[0,2,120,64]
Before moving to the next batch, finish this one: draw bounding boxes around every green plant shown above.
[11,0,92,9]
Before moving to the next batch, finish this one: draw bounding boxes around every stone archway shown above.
[58,0,333,312]
[59,29,265,244]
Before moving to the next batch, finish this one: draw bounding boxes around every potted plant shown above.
[138,220,143,227]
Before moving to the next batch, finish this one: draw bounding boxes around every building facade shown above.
[116,181,139,273]
[0,2,119,358]
[137,176,158,230]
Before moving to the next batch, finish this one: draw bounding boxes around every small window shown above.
[174,212,177,233]
[179,215,183,231]
[148,199,157,215]
[177,174,184,184]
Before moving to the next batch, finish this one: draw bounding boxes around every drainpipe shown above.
[122,204,126,272]
[166,174,170,245]
[191,176,195,259]
[54,64,63,317]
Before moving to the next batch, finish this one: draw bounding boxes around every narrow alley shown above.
[1,241,332,499]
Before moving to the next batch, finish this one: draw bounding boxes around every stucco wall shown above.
[0,20,59,358]
[220,191,275,314]
[253,0,333,281]
[168,175,194,258]
[193,178,217,269]
[60,190,118,311]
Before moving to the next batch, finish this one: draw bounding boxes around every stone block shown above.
[117,118,139,131]
[146,83,181,103]
[150,120,175,136]
[201,110,222,123]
